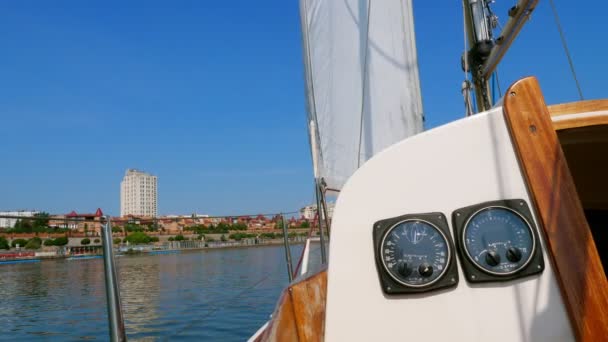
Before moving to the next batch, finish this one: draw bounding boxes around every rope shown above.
[357,0,372,167]
[548,0,584,100]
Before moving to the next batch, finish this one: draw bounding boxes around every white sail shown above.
[300,0,424,191]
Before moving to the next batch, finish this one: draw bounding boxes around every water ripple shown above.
[0,245,303,341]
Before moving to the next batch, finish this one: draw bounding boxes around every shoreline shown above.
[0,239,306,263]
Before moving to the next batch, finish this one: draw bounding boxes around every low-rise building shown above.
[49,209,104,236]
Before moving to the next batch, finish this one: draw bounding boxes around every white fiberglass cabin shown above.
[253,78,608,341]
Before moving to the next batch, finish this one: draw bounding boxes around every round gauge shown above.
[380,219,451,287]
[463,206,535,275]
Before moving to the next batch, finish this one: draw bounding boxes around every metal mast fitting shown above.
[463,0,495,112]
[463,0,538,114]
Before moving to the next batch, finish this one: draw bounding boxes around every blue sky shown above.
[0,1,604,216]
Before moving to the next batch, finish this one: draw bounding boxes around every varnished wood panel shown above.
[258,269,327,342]
[548,100,608,130]
[548,99,608,116]
[503,77,608,341]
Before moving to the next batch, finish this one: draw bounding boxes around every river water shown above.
[0,244,306,341]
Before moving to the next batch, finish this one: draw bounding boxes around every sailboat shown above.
[250,0,608,341]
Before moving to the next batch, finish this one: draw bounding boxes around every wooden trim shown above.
[548,99,608,116]
[548,100,608,130]
[503,77,608,341]
[258,269,327,341]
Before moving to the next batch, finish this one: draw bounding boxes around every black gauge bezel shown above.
[380,219,451,288]
[373,212,459,294]
[452,199,545,283]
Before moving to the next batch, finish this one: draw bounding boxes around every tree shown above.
[33,212,50,230]
[220,234,227,242]
[231,222,248,231]
[216,222,230,232]
[0,237,9,250]
[174,235,185,241]
[13,219,33,233]
[53,236,69,246]
[94,238,100,244]
[44,239,55,246]
[113,238,121,244]
[125,223,144,233]
[11,239,28,248]
[81,238,91,245]
[25,237,42,249]
[300,221,310,228]
[84,223,89,237]
[229,232,256,241]
[124,232,152,244]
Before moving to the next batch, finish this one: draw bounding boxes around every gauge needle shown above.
[481,234,489,249]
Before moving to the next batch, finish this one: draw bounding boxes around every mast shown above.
[463,0,538,113]
[463,0,495,112]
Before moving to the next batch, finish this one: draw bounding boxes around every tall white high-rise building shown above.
[120,169,158,217]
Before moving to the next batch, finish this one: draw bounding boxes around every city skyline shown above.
[1,1,605,216]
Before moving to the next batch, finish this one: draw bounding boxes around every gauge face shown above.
[463,206,535,275]
[380,220,450,287]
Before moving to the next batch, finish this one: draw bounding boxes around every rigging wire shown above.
[495,68,503,98]
[357,0,372,167]
[491,73,497,104]
[548,0,584,100]
[187,211,299,219]
[462,0,474,116]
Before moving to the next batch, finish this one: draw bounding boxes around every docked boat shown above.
[251,0,607,341]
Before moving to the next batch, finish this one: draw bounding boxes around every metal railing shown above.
[101,217,127,341]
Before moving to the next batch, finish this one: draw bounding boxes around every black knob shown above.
[418,263,433,277]
[506,247,522,262]
[485,250,501,266]
[397,261,412,277]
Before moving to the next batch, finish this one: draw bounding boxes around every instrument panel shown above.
[452,199,544,283]
[373,213,458,294]
[373,199,544,294]
[462,207,534,275]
